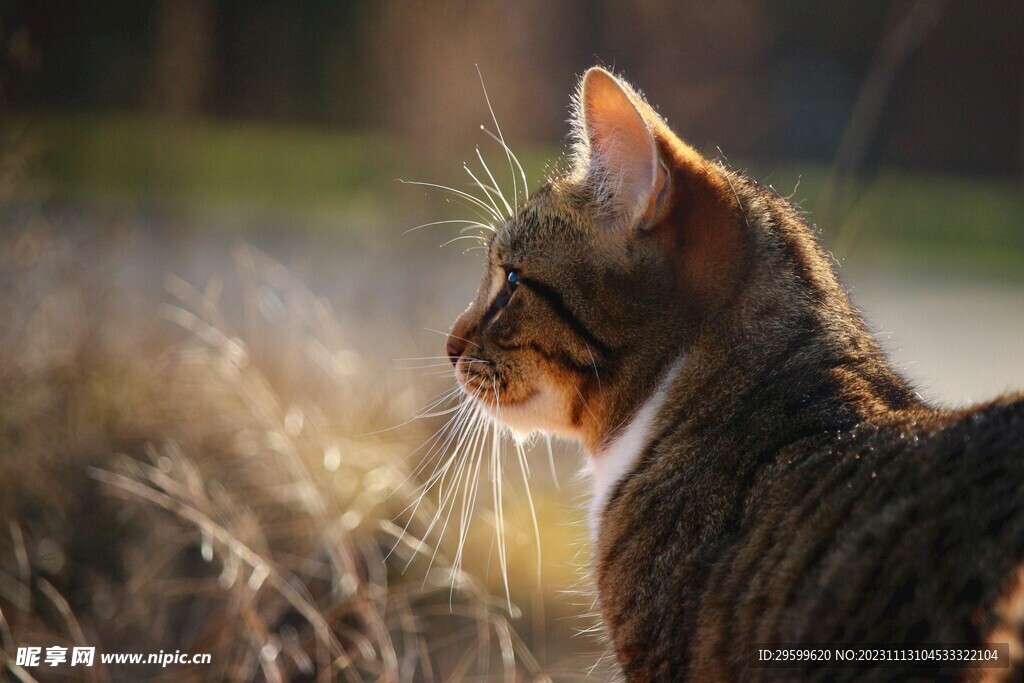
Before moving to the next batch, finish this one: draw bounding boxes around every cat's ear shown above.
[574,67,668,229]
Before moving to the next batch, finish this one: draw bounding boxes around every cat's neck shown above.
[588,298,925,535]
[588,354,686,535]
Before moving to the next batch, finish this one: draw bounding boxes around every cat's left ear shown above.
[575,67,669,229]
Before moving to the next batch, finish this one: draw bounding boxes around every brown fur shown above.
[979,566,1024,682]
[445,68,1024,681]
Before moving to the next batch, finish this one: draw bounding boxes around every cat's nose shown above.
[447,315,472,366]
[446,335,467,366]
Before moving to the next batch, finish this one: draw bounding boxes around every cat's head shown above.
[445,67,812,450]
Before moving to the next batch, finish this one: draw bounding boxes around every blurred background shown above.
[0,1,1021,680]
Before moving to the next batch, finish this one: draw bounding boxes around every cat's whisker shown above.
[439,235,490,249]
[391,390,478,510]
[395,359,488,370]
[454,233,491,247]
[464,178,503,201]
[423,327,482,350]
[393,361,453,368]
[401,382,461,411]
[419,368,468,378]
[423,411,495,593]
[583,343,602,392]
[360,385,462,438]
[407,70,629,611]
[401,218,494,236]
[403,389,487,573]
[407,400,462,413]
[463,163,507,220]
[545,434,560,491]
[407,395,464,411]
[464,190,508,231]
[458,203,500,233]
[392,354,490,364]
[419,370,460,379]
[476,65,525,211]
[514,439,543,584]
[481,126,529,206]
[398,179,503,223]
[409,384,462,412]
[386,392,481,561]
[449,405,490,590]
[491,422,511,614]
[572,624,605,638]
[457,224,493,236]
[409,389,481,487]
[574,385,597,422]
[454,412,486,561]
[475,69,524,215]
[423,410,480,577]
[406,368,457,378]
[434,196,500,234]
[475,146,514,217]
[586,652,614,678]
[404,439,465,526]
[393,450,470,567]
[489,379,513,614]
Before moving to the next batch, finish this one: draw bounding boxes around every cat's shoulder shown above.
[942,391,1024,451]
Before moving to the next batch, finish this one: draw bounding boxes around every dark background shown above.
[5,0,1022,175]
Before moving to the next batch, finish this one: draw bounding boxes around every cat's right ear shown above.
[574,67,668,230]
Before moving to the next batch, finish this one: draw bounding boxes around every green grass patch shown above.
[29,113,401,224]
[13,112,1024,276]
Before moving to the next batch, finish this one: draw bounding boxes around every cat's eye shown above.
[482,269,520,323]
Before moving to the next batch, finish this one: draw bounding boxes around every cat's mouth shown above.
[457,364,534,408]
[456,362,546,425]
[456,362,578,438]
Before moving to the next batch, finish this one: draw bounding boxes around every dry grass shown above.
[0,228,555,682]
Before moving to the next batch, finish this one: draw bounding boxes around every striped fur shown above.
[445,67,1024,681]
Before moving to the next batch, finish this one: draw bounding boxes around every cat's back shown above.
[697,392,1024,681]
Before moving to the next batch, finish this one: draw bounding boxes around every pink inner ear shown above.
[586,84,650,163]
[581,69,657,220]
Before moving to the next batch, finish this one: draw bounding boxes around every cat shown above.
[444,67,1024,682]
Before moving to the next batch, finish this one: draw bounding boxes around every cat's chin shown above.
[461,381,578,441]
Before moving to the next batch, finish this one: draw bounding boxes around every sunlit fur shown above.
[445,67,1024,681]
[448,68,741,455]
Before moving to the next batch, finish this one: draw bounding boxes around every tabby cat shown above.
[444,67,1024,681]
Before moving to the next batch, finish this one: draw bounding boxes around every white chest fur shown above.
[587,357,683,536]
